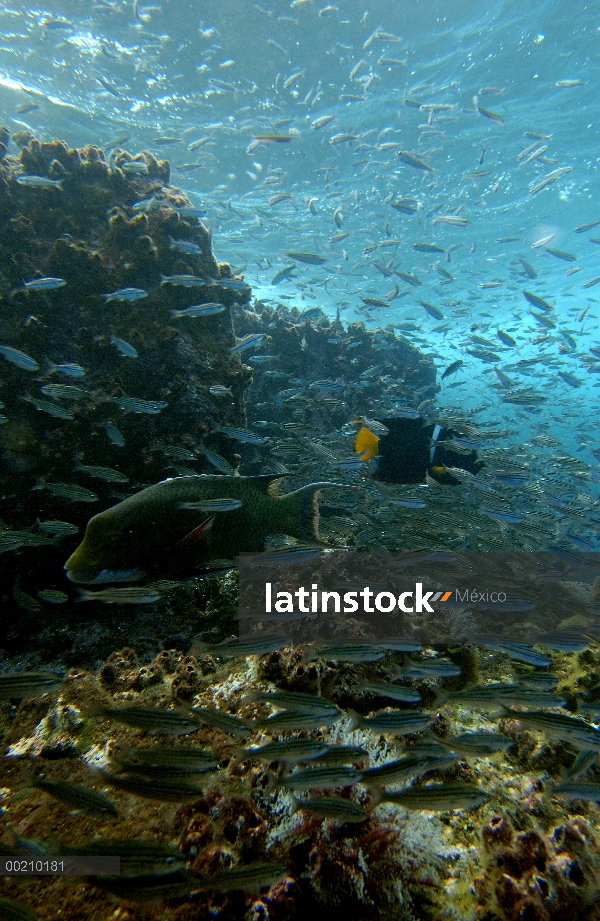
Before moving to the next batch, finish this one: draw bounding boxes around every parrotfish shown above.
[64,474,351,583]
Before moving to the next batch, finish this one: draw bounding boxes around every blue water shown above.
[0,0,598,474]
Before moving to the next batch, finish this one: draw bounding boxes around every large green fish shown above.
[64,474,349,584]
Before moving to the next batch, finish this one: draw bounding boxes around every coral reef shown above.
[0,132,433,667]
[0,132,249,661]
[476,814,600,921]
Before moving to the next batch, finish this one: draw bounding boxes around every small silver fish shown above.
[238,739,330,764]
[217,426,266,444]
[169,237,202,254]
[40,384,88,401]
[501,707,600,750]
[21,396,74,419]
[37,589,69,604]
[254,711,341,732]
[362,751,456,786]
[306,643,387,663]
[395,659,462,679]
[35,480,98,502]
[17,175,64,191]
[229,333,266,355]
[171,304,226,319]
[120,160,149,175]
[74,461,129,483]
[552,782,600,802]
[244,689,341,716]
[190,707,251,737]
[349,708,432,736]
[280,765,361,791]
[160,273,206,287]
[0,346,40,371]
[378,783,490,811]
[192,635,287,657]
[0,671,64,699]
[47,361,86,377]
[114,397,168,414]
[103,287,148,303]
[36,519,79,537]
[291,794,366,823]
[178,498,242,512]
[202,447,236,475]
[23,276,66,290]
[77,587,160,604]
[32,778,118,817]
[101,422,125,447]
[194,862,288,893]
[84,702,200,735]
[110,336,138,358]
[286,251,327,265]
[358,680,422,704]
[112,744,217,773]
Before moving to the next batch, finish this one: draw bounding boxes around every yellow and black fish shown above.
[354,416,483,485]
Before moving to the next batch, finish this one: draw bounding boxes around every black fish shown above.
[355,417,484,485]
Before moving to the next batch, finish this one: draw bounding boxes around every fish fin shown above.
[90,568,146,584]
[241,690,260,705]
[281,481,358,543]
[369,787,384,807]
[228,745,247,767]
[289,795,301,816]
[283,484,321,542]
[175,516,215,548]
[190,637,211,655]
[354,426,380,460]
[80,701,107,720]
[267,476,289,499]
[248,473,295,495]
[263,771,282,795]
[300,642,318,665]
[429,686,449,707]
[345,708,361,731]
[494,703,518,722]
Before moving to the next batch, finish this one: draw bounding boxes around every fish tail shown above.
[281,481,357,542]
[354,426,380,460]
[345,708,361,731]
[227,745,247,767]
[430,685,449,708]
[263,771,283,795]
[80,701,106,719]
[369,787,384,806]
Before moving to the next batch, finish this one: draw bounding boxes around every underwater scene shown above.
[1,0,600,917]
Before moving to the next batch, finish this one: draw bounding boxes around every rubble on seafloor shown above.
[3,642,600,920]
